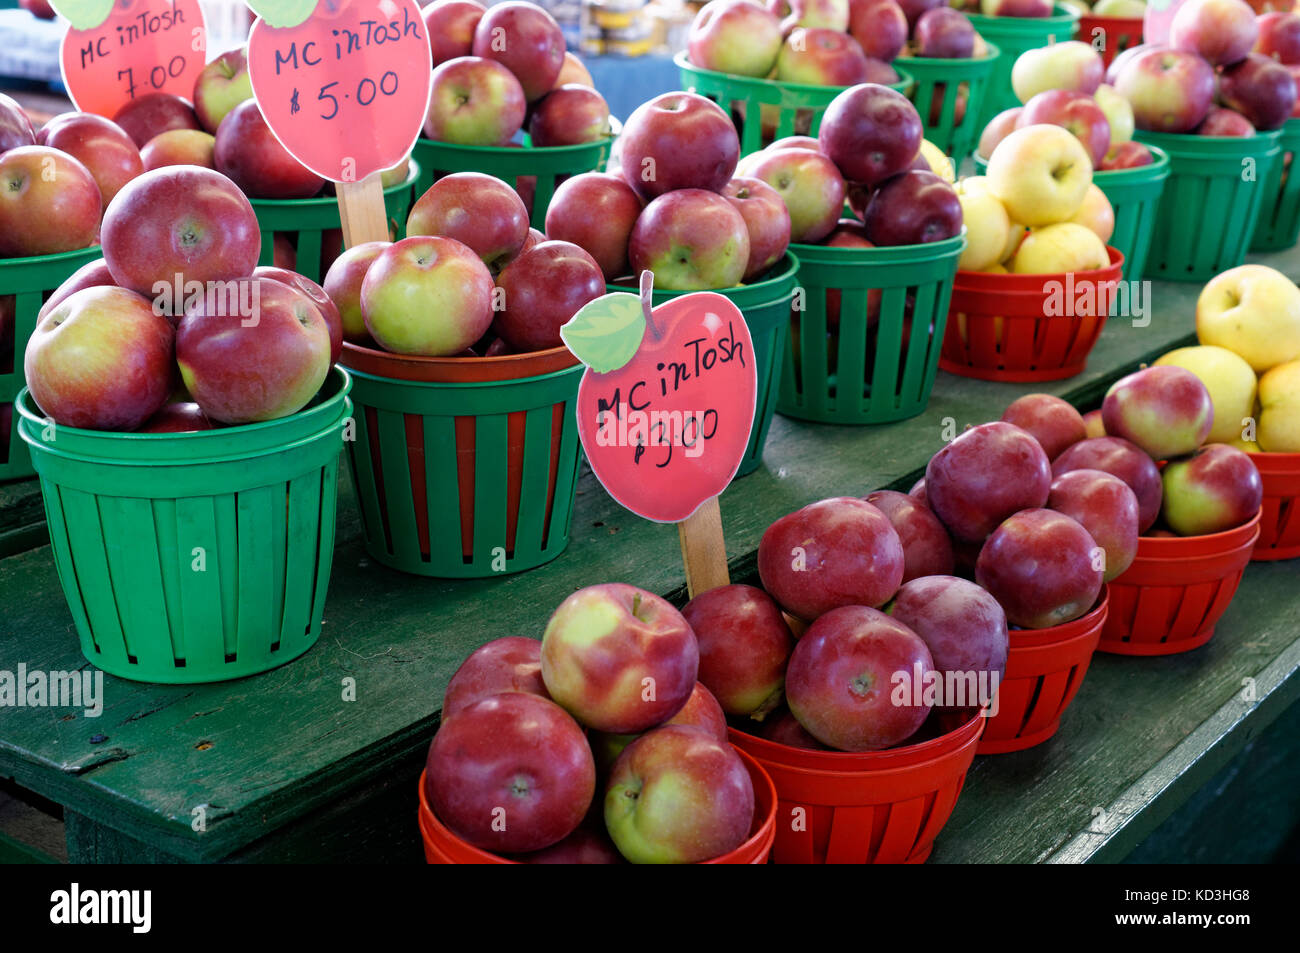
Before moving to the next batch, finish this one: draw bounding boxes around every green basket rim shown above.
[344,360,583,392]
[413,134,614,160]
[16,366,352,458]
[607,251,800,300]
[674,50,914,99]
[790,228,967,265]
[0,244,103,273]
[896,41,1003,73]
[246,162,420,210]
[965,4,1081,29]
[1133,127,1283,156]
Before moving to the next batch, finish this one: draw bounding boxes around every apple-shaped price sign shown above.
[563,272,757,597]
[246,0,432,185]
[54,0,208,117]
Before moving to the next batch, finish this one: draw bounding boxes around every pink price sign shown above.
[247,0,432,183]
[563,273,758,525]
[55,0,208,118]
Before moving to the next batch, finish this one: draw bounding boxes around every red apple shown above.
[426,692,595,853]
[977,107,1023,160]
[896,0,944,27]
[914,7,975,58]
[544,172,645,281]
[848,0,908,62]
[136,402,213,433]
[423,0,487,66]
[818,83,923,188]
[1101,364,1214,460]
[494,240,605,351]
[361,236,495,356]
[888,575,1008,707]
[529,85,611,146]
[1048,468,1141,581]
[785,605,934,750]
[628,189,751,290]
[471,1,566,102]
[1000,393,1088,461]
[214,100,324,199]
[1100,140,1156,169]
[101,165,260,297]
[112,93,201,149]
[924,421,1053,544]
[406,171,530,271]
[1161,443,1263,535]
[555,52,594,89]
[1218,52,1298,129]
[425,55,527,146]
[1170,0,1260,66]
[140,129,217,170]
[41,113,143,207]
[1052,436,1164,532]
[861,170,962,246]
[865,489,954,582]
[25,287,174,431]
[441,636,549,718]
[1105,42,1161,86]
[589,680,730,771]
[177,277,331,423]
[0,93,36,154]
[681,584,795,717]
[192,48,253,134]
[604,726,753,863]
[620,92,739,200]
[745,147,846,245]
[1197,105,1257,135]
[0,147,101,258]
[18,0,55,18]
[721,176,792,281]
[759,708,830,749]
[776,28,872,86]
[689,0,785,78]
[1018,89,1112,168]
[1255,10,1300,63]
[976,508,1105,628]
[38,258,116,322]
[252,266,342,363]
[1114,48,1215,132]
[516,821,626,864]
[323,241,389,343]
[757,496,906,620]
[539,583,699,734]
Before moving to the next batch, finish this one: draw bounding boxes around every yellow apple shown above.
[956,179,1012,271]
[1093,84,1134,149]
[919,140,954,183]
[985,263,1008,274]
[1010,41,1105,105]
[1197,265,1300,373]
[986,125,1093,227]
[1001,222,1027,263]
[1154,345,1259,444]
[1011,222,1110,274]
[1258,360,1300,452]
[1228,437,1262,452]
[1067,184,1114,243]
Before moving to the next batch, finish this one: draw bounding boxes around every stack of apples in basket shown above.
[21,165,340,434]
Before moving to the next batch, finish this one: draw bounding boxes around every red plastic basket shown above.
[728,712,984,864]
[416,746,778,864]
[1099,510,1262,655]
[1075,15,1143,68]
[1249,452,1300,560]
[940,247,1124,382]
[978,590,1108,754]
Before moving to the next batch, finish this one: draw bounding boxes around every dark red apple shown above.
[544,172,644,281]
[619,91,740,199]
[1052,436,1164,533]
[214,100,324,199]
[1217,52,1298,130]
[0,93,36,154]
[848,0,908,62]
[1018,89,1112,167]
[529,85,611,146]
[861,170,962,246]
[406,171,530,271]
[865,489,954,582]
[0,147,101,258]
[322,241,389,343]
[818,83,923,188]
[914,7,975,58]
[471,1,566,102]
[1197,105,1257,135]
[722,176,792,281]
[493,240,605,351]
[441,636,549,719]
[424,0,487,65]
[136,402,214,433]
[1048,468,1140,581]
[37,258,116,322]
[252,266,343,363]
[112,93,201,149]
[681,584,795,717]
[1256,11,1300,64]
[976,508,1104,629]
[1000,393,1088,461]
[40,113,143,207]
[759,708,830,749]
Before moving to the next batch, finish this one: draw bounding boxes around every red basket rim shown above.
[1134,508,1263,558]
[341,340,578,383]
[729,707,985,774]
[1008,586,1110,647]
[953,246,1124,290]
[1075,13,1144,26]
[416,745,778,864]
[1248,450,1300,473]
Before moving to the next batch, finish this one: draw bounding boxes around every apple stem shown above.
[639,270,660,340]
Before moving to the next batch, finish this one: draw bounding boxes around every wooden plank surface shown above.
[1,249,1298,862]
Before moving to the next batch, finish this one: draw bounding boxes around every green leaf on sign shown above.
[50,0,115,30]
[246,0,320,29]
[560,292,647,374]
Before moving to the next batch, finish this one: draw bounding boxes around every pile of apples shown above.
[1107,0,1299,135]
[424,585,757,864]
[959,123,1112,274]
[978,41,1152,169]
[422,0,611,149]
[1153,263,1300,455]
[22,165,341,433]
[951,0,1066,15]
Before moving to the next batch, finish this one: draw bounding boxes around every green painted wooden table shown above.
[1,249,1298,863]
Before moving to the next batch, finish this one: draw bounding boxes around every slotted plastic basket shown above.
[901,43,1001,161]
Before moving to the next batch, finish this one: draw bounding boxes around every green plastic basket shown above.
[900,43,1001,162]
[1,246,104,483]
[1251,117,1300,252]
[973,145,1170,282]
[340,347,584,577]
[608,253,799,476]
[1134,128,1282,281]
[247,163,420,284]
[16,367,353,684]
[965,6,1080,130]
[777,232,966,425]
[675,50,913,157]
[410,136,613,232]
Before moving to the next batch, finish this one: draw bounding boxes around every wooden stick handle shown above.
[677,496,730,600]
[335,172,389,247]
